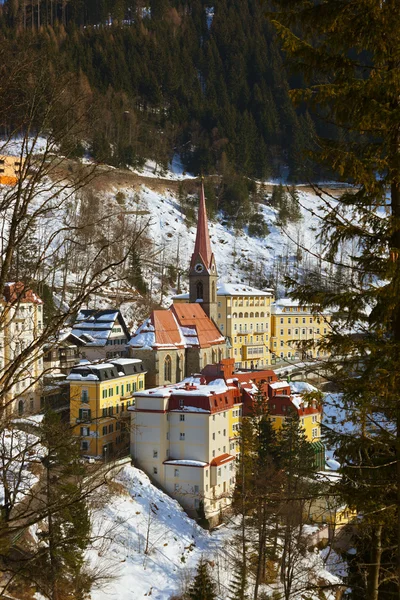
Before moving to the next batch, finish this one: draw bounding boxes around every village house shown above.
[68,357,146,458]
[71,308,131,361]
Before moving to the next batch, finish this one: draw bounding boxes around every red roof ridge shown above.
[210,453,235,467]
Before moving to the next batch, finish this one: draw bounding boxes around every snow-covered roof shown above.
[164,460,208,467]
[269,380,289,389]
[217,282,274,297]
[71,309,130,347]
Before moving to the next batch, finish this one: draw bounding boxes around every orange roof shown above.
[210,453,235,467]
[190,182,214,271]
[171,303,224,348]
[152,310,185,348]
[3,282,42,304]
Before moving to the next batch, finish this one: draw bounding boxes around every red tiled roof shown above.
[171,303,224,348]
[210,453,235,467]
[3,282,42,304]
[190,182,214,271]
[152,310,185,348]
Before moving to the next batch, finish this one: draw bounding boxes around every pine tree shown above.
[270,1,400,596]
[188,559,217,600]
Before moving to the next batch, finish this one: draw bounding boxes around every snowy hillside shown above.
[89,463,342,600]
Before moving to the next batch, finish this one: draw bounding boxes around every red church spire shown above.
[191,180,214,270]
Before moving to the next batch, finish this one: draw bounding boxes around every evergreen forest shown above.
[0,0,321,180]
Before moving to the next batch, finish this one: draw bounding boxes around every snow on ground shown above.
[89,464,343,600]
[113,183,326,308]
[132,158,196,181]
[89,464,217,600]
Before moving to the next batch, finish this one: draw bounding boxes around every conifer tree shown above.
[269,1,400,596]
[188,559,217,600]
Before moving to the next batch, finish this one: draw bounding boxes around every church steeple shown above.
[190,182,213,272]
[189,181,218,323]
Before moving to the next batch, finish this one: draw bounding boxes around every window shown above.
[108,388,113,397]
[102,408,107,417]
[81,389,89,403]
[205,470,209,477]
[174,469,179,477]
[108,406,113,416]
[212,433,215,440]
[80,427,90,436]
[212,450,215,457]
[180,414,185,421]
[153,450,158,458]
[164,355,172,381]
[102,426,108,435]
[102,389,107,399]
[280,318,284,324]
[194,498,200,509]
[288,329,291,335]
[79,408,91,421]
[280,329,284,335]
[108,424,114,433]
[180,433,185,440]
[194,485,199,493]
[223,429,226,436]
[196,281,203,300]
[81,441,89,451]
[218,468,221,477]
[127,383,131,392]
[121,384,124,396]
[312,427,319,438]
[153,467,158,475]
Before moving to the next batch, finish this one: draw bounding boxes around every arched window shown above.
[250,312,254,318]
[212,349,217,363]
[212,281,216,303]
[164,355,172,382]
[239,312,243,318]
[244,312,249,318]
[203,352,207,366]
[218,349,223,361]
[18,399,24,416]
[260,312,265,317]
[232,312,237,319]
[255,312,259,318]
[196,281,203,300]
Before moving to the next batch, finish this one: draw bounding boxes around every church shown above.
[128,184,228,387]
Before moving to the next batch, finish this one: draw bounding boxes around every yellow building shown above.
[0,155,24,186]
[270,299,331,361]
[68,358,146,458]
[174,283,275,369]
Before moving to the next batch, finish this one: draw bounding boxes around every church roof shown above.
[190,182,214,271]
[129,303,225,351]
[171,303,225,348]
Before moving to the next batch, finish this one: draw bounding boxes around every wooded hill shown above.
[0,0,323,180]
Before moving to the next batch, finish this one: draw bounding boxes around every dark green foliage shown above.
[22,412,92,599]
[270,0,400,596]
[248,212,270,238]
[188,559,217,600]
[127,246,148,295]
[270,184,302,227]
[0,0,320,181]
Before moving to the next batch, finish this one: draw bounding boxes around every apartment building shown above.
[0,155,24,186]
[270,299,331,361]
[1,282,44,414]
[68,358,146,458]
[130,376,242,525]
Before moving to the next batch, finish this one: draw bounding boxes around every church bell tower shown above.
[189,182,218,323]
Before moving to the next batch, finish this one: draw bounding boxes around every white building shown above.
[1,282,44,415]
[130,377,242,525]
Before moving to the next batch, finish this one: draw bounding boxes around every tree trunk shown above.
[367,524,382,600]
